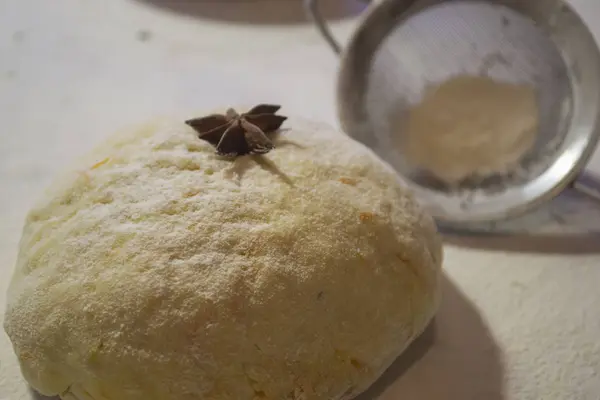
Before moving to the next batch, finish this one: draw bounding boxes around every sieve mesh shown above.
[363,1,573,210]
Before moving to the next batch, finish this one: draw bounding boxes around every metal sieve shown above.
[305,0,600,227]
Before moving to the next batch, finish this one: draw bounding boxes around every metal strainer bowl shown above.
[306,0,600,226]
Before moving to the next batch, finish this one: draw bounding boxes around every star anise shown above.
[185,104,287,157]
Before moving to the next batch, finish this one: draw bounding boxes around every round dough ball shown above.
[4,112,443,400]
[402,75,539,184]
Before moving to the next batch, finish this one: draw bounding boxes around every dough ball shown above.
[401,75,539,184]
[4,112,443,400]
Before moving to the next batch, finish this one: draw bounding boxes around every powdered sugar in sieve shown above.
[363,1,573,211]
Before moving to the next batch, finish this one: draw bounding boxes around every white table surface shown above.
[1,1,600,399]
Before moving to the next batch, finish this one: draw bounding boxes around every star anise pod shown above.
[185,104,287,157]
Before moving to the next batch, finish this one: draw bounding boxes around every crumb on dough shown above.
[91,158,111,170]
[359,212,375,222]
[339,177,358,186]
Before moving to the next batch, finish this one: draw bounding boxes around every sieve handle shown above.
[572,171,600,203]
[303,0,343,55]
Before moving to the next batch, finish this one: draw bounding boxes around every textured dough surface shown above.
[4,112,443,400]
[402,75,539,184]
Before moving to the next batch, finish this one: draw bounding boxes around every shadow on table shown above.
[439,188,600,255]
[355,274,505,400]
[133,0,368,26]
[29,390,57,400]
[442,231,600,255]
